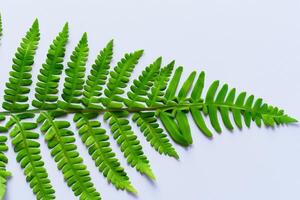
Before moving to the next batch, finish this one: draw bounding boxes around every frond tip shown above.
[3,19,40,112]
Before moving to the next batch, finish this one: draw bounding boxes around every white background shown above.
[0,0,300,200]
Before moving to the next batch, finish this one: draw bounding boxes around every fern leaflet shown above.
[3,20,55,200]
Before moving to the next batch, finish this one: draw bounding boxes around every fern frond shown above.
[146,61,174,107]
[190,72,213,137]
[32,23,69,110]
[74,112,136,194]
[125,57,179,159]
[2,20,55,200]
[161,68,196,145]
[199,79,298,131]
[102,50,143,108]
[104,111,155,180]
[59,33,89,110]
[72,41,136,193]
[156,70,297,146]
[82,40,113,109]
[0,116,10,200]
[38,111,101,200]
[7,113,55,200]
[145,63,190,146]
[0,18,296,200]
[125,57,161,108]
[103,50,155,179]
[2,19,40,112]
[132,112,179,159]
[32,33,100,199]
[0,15,9,200]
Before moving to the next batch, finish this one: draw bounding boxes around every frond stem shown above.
[0,102,282,119]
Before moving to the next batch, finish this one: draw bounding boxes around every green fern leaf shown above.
[58,32,89,110]
[186,71,297,140]
[0,18,296,200]
[126,57,179,159]
[74,112,136,194]
[37,111,101,200]
[2,20,55,200]
[125,57,161,108]
[132,112,179,159]
[32,23,69,110]
[73,41,136,193]
[0,15,10,200]
[7,114,55,200]
[33,33,100,199]
[147,63,189,146]
[0,116,10,200]
[146,61,174,107]
[103,50,155,180]
[82,40,113,109]
[2,19,40,112]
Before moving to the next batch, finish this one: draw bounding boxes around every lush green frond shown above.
[104,111,155,180]
[34,33,100,199]
[103,50,143,108]
[1,21,55,200]
[164,69,196,145]
[125,58,178,159]
[103,51,155,179]
[132,112,179,159]
[0,16,9,200]
[74,41,136,193]
[155,69,297,146]
[153,66,192,146]
[7,113,54,200]
[124,57,161,108]
[59,33,89,110]
[2,20,40,112]
[74,112,136,193]
[146,61,174,107]
[187,71,297,141]
[0,18,296,200]
[82,40,113,109]
[37,111,101,200]
[0,116,10,200]
[189,72,213,137]
[32,23,69,110]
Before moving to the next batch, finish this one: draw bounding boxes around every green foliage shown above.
[74,112,136,193]
[7,113,55,200]
[73,41,136,193]
[37,111,100,200]
[34,33,100,199]
[0,18,297,200]
[103,51,155,180]
[82,40,113,109]
[59,32,89,110]
[2,20,55,200]
[2,19,40,112]
[32,23,69,110]
[0,116,10,200]
[126,58,179,159]
[0,15,10,200]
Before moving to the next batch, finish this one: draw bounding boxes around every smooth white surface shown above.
[0,0,300,200]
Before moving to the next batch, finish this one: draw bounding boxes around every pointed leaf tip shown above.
[144,168,156,181]
[33,18,39,27]
[63,22,69,30]
[126,185,138,195]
